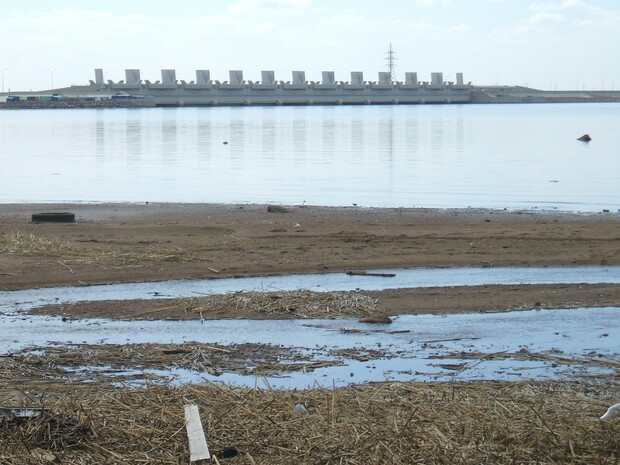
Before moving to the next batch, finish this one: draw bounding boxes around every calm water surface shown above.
[2,265,619,309]
[2,307,618,387]
[1,103,618,210]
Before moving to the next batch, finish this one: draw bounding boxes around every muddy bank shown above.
[1,203,619,291]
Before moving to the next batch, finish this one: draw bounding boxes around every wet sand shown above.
[2,203,620,317]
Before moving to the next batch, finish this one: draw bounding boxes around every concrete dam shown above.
[85,68,472,106]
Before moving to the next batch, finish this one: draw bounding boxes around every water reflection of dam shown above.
[82,68,473,106]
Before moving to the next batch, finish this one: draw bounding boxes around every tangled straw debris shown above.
[183,289,379,319]
[0,379,618,464]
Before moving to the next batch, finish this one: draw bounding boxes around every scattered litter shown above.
[267,205,288,213]
[339,327,410,334]
[293,403,309,416]
[346,270,396,278]
[31,212,75,223]
[431,363,468,371]
[0,407,47,418]
[600,402,620,421]
[219,446,239,458]
[185,404,210,462]
[29,448,59,462]
[358,315,393,324]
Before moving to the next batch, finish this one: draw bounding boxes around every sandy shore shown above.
[2,203,620,464]
[2,203,620,317]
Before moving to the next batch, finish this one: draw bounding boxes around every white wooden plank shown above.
[184,404,211,462]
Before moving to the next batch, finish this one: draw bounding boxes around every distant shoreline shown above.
[2,96,620,109]
[2,85,620,108]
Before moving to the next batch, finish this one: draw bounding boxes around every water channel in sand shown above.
[2,265,619,310]
[1,266,618,388]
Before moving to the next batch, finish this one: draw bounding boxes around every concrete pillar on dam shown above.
[292,71,306,85]
[431,72,443,85]
[322,71,335,85]
[94,69,104,85]
[162,69,177,84]
[125,69,141,84]
[229,70,243,85]
[351,72,363,85]
[378,72,392,85]
[456,72,464,85]
[405,72,418,85]
[196,70,211,84]
[261,70,275,84]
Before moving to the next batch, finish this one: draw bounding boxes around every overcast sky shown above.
[1,0,619,92]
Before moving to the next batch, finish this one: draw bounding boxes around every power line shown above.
[385,43,397,81]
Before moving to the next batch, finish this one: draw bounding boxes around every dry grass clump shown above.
[93,246,197,264]
[0,231,72,256]
[0,230,195,263]
[184,290,379,318]
[0,379,618,464]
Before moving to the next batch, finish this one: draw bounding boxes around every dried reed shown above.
[0,230,72,256]
[1,376,618,464]
[183,290,379,319]
[0,230,195,263]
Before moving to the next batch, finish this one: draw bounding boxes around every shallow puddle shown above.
[3,306,618,388]
[3,266,618,388]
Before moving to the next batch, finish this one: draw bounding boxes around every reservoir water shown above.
[1,103,619,211]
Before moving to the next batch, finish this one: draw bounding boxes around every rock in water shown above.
[577,134,591,142]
